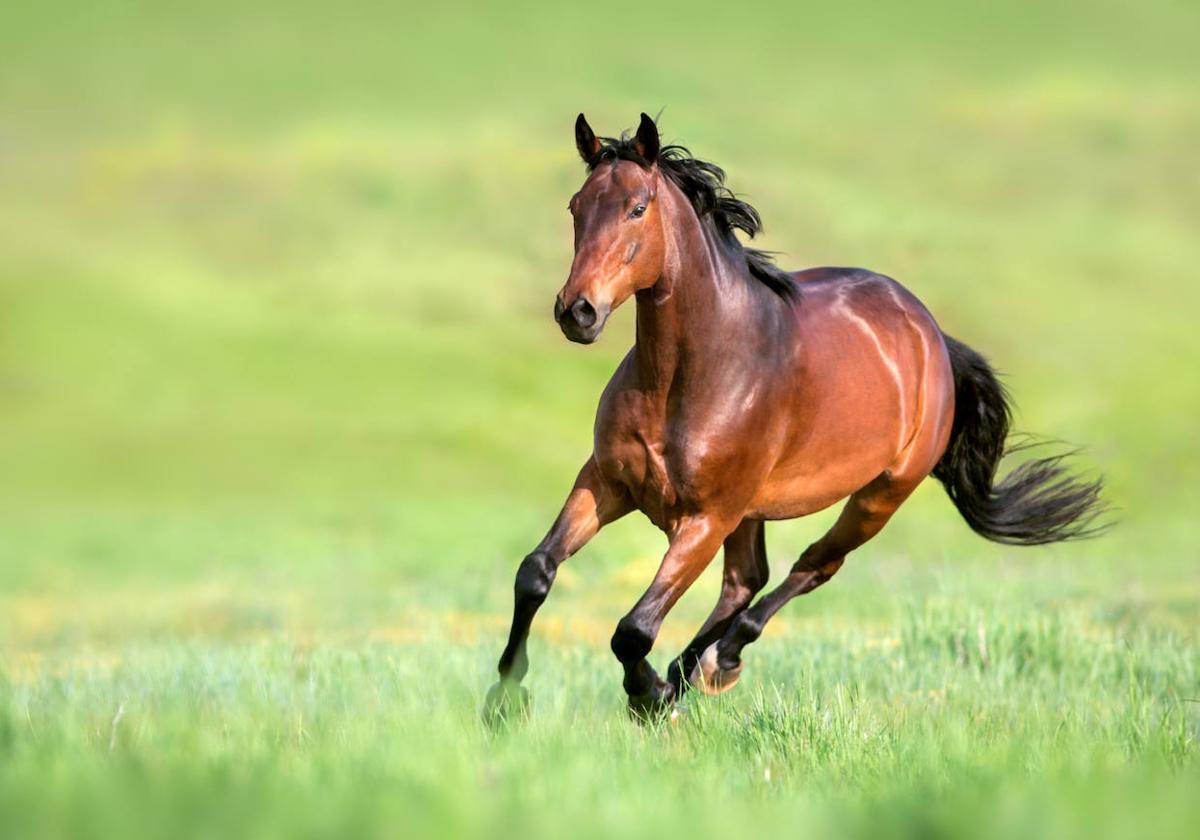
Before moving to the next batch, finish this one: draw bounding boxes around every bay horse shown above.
[484,113,1105,723]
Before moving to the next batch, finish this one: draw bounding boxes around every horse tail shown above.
[931,334,1108,545]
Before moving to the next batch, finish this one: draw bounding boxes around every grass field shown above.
[1,1,1198,838]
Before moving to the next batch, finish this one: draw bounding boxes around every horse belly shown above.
[748,337,915,520]
[749,444,896,519]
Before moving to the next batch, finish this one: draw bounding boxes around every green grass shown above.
[1,1,1198,838]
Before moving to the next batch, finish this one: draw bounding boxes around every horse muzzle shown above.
[554,295,610,344]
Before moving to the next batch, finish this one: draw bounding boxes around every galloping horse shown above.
[484,113,1105,722]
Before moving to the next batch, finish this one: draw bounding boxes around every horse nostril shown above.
[553,297,566,323]
[571,298,597,328]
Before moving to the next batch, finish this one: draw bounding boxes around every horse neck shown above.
[633,180,773,390]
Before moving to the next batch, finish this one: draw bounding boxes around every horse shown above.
[483,113,1106,723]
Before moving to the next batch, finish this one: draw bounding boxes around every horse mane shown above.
[589,134,796,298]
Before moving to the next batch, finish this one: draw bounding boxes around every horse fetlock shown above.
[514,551,556,604]
[610,618,655,663]
[728,612,763,647]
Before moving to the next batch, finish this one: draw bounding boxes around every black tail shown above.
[932,335,1108,546]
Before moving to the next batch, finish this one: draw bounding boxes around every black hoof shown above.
[626,681,676,724]
[665,658,690,697]
[482,681,531,730]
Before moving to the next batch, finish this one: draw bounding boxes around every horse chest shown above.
[594,425,673,515]
[594,392,693,527]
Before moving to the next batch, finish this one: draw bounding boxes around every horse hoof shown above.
[626,684,676,724]
[481,681,531,729]
[689,643,742,695]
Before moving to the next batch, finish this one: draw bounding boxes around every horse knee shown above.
[514,551,556,606]
[611,617,655,663]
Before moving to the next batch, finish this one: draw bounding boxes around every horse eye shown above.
[630,204,646,218]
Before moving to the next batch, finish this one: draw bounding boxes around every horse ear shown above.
[575,113,601,167]
[633,113,659,164]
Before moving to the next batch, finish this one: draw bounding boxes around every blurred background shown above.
[0,1,1197,838]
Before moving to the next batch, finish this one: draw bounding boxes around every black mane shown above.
[589,135,796,298]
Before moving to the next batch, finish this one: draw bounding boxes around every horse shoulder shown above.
[592,351,662,497]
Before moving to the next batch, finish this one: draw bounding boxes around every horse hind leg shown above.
[692,471,920,694]
[666,518,769,697]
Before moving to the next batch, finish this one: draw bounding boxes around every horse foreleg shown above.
[610,514,733,719]
[483,458,631,725]
[665,518,769,696]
